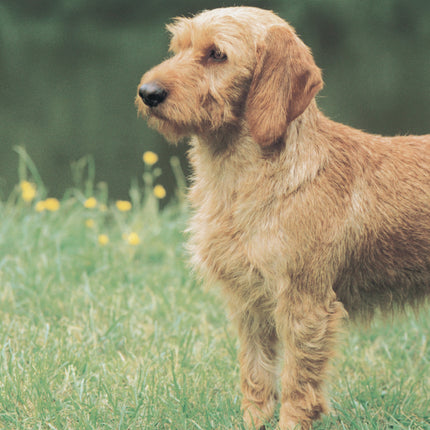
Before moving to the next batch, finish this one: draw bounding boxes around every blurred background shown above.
[1,0,429,201]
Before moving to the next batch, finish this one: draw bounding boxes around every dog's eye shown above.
[209,49,227,62]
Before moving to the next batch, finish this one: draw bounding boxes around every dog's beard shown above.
[135,98,183,143]
[146,113,190,144]
[136,96,231,144]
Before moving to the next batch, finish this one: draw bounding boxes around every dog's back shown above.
[317,118,430,316]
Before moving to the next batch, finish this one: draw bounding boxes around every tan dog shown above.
[136,7,430,429]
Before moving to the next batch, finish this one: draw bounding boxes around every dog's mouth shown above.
[147,107,169,121]
[141,107,191,143]
[135,91,169,118]
[136,91,203,142]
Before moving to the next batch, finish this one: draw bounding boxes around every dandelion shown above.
[143,151,158,166]
[84,197,97,209]
[85,219,95,229]
[35,198,60,212]
[43,198,60,212]
[35,201,45,212]
[98,234,109,246]
[116,200,132,212]
[126,232,140,246]
[153,185,166,199]
[20,181,36,202]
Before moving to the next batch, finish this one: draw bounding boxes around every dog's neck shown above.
[188,101,328,198]
[279,101,330,191]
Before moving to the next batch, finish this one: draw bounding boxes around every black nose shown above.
[138,82,168,107]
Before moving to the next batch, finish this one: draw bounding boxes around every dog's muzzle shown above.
[139,82,168,107]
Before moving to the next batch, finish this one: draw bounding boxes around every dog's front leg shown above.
[275,291,346,430]
[236,309,280,429]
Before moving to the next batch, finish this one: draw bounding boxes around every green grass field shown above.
[0,153,428,429]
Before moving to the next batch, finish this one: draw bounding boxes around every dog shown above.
[136,7,430,429]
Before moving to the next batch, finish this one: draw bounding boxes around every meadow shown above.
[0,150,428,429]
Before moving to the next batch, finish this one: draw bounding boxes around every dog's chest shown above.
[186,141,298,291]
[188,180,284,289]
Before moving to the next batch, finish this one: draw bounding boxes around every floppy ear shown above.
[246,25,323,147]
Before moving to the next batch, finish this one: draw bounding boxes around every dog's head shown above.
[136,7,323,146]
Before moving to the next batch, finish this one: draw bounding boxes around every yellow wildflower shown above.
[35,201,45,212]
[20,181,36,202]
[143,151,158,166]
[153,185,166,199]
[126,232,140,246]
[116,200,132,212]
[35,198,60,212]
[43,198,60,212]
[84,197,97,208]
[99,203,107,212]
[85,218,95,229]
[98,234,109,246]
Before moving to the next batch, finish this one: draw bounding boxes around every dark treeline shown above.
[1,0,429,200]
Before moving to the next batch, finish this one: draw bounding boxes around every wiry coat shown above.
[136,7,430,429]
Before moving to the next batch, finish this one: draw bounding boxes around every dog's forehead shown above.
[167,7,286,52]
[192,7,283,28]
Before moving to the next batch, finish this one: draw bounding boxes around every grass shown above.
[0,155,428,429]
